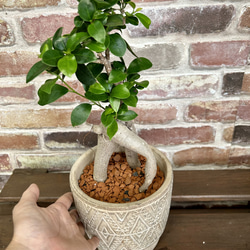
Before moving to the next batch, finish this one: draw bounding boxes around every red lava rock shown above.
[113,154,121,162]
[78,152,165,203]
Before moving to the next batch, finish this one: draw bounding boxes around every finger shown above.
[20,183,40,204]
[69,209,79,223]
[88,236,100,249]
[77,221,85,236]
[55,192,73,210]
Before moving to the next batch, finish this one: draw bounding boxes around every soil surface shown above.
[78,152,165,203]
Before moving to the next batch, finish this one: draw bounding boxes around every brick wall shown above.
[0,0,250,191]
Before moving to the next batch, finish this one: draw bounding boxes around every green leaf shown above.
[110,84,130,99]
[101,111,115,127]
[53,37,68,51]
[93,0,111,9]
[122,95,138,107]
[73,48,97,64]
[26,61,49,83]
[136,80,149,88]
[127,73,140,81]
[88,20,106,44]
[135,13,151,29]
[109,33,126,57]
[85,91,108,101]
[127,57,152,74]
[94,0,118,9]
[42,50,64,67]
[74,16,83,27]
[38,84,68,105]
[106,14,124,27]
[78,0,96,21]
[89,82,106,94]
[52,27,63,48]
[87,63,104,77]
[123,81,134,90]
[76,64,96,91]
[97,73,112,92]
[39,39,53,58]
[71,103,92,126]
[126,16,139,26]
[39,78,58,94]
[58,54,77,77]
[107,119,118,140]
[109,97,120,112]
[86,40,106,52]
[66,32,89,52]
[108,69,127,84]
[112,61,125,71]
[118,103,128,114]
[117,110,138,121]
[128,1,136,9]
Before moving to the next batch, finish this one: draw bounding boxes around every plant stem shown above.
[58,75,105,110]
[98,51,112,74]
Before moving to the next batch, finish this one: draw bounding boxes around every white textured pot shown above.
[70,146,173,250]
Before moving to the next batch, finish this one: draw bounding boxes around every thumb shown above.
[20,183,40,204]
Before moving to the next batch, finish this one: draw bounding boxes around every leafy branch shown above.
[26,0,152,139]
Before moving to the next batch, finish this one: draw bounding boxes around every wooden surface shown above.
[155,208,250,250]
[1,168,250,249]
[1,169,250,202]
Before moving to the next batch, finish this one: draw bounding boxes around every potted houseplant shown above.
[26,0,173,249]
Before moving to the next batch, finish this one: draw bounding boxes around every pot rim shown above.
[70,146,173,209]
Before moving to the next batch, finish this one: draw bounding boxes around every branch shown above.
[97,51,112,74]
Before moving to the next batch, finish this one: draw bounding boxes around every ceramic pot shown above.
[70,146,173,250]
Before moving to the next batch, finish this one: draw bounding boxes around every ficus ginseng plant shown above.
[26,0,159,193]
[26,0,152,140]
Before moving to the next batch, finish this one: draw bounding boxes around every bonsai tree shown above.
[26,0,156,192]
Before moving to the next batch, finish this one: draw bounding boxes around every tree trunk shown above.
[92,121,157,192]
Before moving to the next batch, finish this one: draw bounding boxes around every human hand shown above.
[7,183,99,250]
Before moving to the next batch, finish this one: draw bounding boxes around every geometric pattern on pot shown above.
[74,181,172,250]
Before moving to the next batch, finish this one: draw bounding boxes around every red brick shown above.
[239,7,250,29]
[242,74,250,93]
[0,0,60,8]
[232,126,250,145]
[173,147,230,167]
[16,153,81,170]
[138,126,215,146]
[223,126,234,143]
[0,108,104,128]
[0,84,35,104]
[134,104,177,124]
[128,5,234,37]
[229,147,250,167]
[185,100,239,122]
[0,51,38,76]
[125,43,181,71]
[0,133,39,150]
[66,0,78,7]
[222,72,244,96]
[190,41,250,68]
[44,131,97,149]
[21,14,75,43]
[0,108,72,128]
[87,110,102,125]
[139,74,218,100]
[0,154,11,172]
[237,100,250,121]
[0,19,14,45]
